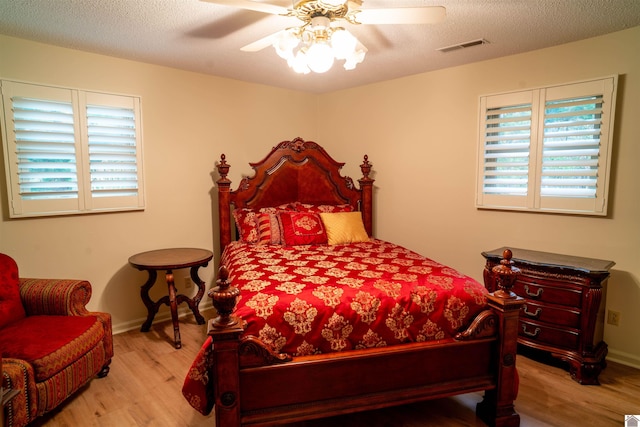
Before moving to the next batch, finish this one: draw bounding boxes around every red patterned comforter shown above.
[182,239,488,414]
[225,239,487,353]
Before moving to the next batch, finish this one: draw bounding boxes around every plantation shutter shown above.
[81,91,144,211]
[1,82,84,215]
[476,90,538,210]
[541,96,602,197]
[536,78,615,214]
[1,80,145,217]
[477,76,616,215]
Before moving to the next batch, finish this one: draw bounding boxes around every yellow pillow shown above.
[320,212,370,245]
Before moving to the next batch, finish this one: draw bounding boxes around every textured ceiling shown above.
[1,0,639,94]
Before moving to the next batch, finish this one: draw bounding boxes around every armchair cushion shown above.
[0,254,26,328]
[0,315,104,382]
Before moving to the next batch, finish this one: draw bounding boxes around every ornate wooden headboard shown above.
[215,137,374,252]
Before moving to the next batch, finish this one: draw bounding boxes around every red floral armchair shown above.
[0,254,113,427]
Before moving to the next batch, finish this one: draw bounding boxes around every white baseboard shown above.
[607,348,640,370]
[112,301,214,335]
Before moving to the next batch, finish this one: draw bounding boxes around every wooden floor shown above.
[31,309,640,427]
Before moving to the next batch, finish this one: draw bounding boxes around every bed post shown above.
[477,249,524,427]
[208,266,243,427]
[358,155,374,236]
[216,154,232,252]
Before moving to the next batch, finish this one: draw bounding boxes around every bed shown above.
[182,137,523,426]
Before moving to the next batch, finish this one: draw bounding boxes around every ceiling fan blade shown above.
[200,0,288,16]
[241,30,286,52]
[355,6,446,25]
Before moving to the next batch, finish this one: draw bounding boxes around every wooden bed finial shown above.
[217,154,230,181]
[491,249,520,299]
[209,266,240,328]
[360,155,372,179]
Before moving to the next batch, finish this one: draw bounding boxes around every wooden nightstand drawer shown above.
[514,277,582,308]
[520,300,580,328]
[519,319,579,351]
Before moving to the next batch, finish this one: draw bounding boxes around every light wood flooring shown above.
[31,309,640,427]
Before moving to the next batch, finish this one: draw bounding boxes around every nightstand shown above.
[482,247,614,385]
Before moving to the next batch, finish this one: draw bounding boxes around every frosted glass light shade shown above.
[289,51,310,74]
[274,30,299,60]
[306,42,334,73]
[331,29,357,60]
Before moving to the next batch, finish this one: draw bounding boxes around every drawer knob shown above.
[522,325,541,338]
[522,304,542,318]
[524,284,543,298]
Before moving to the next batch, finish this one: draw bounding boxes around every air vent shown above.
[436,38,488,53]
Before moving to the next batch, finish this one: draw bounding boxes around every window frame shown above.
[475,76,617,216]
[1,79,145,218]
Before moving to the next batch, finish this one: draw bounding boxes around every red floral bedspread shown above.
[182,239,488,414]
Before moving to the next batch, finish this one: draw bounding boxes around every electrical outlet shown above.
[607,310,620,326]
[183,277,193,288]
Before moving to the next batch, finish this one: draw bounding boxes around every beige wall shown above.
[1,27,639,367]
[0,35,318,332]
[318,26,640,368]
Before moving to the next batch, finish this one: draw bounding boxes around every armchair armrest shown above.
[2,358,39,425]
[18,278,92,317]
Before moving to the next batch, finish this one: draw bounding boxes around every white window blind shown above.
[476,76,617,215]
[1,80,145,217]
[12,96,79,201]
[482,102,532,196]
[541,95,603,198]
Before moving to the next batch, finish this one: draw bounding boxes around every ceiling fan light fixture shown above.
[289,50,311,74]
[343,43,366,70]
[272,20,366,74]
[331,28,357,59]
[306,40,335,73]
[274,29,300,59]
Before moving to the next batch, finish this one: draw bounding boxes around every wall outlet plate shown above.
[607,310,620,326]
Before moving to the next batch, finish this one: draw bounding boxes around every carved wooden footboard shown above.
[209,253,523,427]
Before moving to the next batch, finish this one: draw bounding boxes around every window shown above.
[1,80,145,217]
[476,76,617,216]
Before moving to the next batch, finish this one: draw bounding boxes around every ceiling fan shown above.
[201,0,446,74]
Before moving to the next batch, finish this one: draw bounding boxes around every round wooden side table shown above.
[129,247,213,349]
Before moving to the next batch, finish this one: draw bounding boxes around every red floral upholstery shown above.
[0,253,113,427]
[278,211,328,245]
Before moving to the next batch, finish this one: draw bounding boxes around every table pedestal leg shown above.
[140,270,158,332]
[166,269,182,349]
[188,265,206,325]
